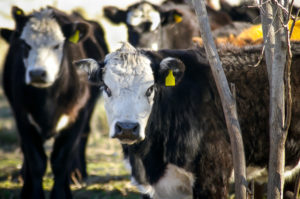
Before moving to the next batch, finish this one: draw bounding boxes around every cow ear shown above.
[12,6,25,20]
[12,6,28,32]
[160,9,183,26]
[103,6,127,24]
[0,28,14,43]
[74,58,103,84]
[157,57,185,86]
[62,22,90,44]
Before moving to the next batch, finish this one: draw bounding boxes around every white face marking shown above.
[102,43,155,144]
[20,9,65,88]
[126,3,161,31]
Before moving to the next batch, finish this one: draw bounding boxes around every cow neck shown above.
[50,42,89,119]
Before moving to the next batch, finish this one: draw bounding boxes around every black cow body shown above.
[78,42,300,198]
[1,7,108,199]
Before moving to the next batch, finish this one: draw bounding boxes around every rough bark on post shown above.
[260,0,291,198]
[191,0,247,198]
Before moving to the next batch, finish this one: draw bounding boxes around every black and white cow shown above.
[103,1,201,50]
[1,6,108,199]
[76,42,300,199]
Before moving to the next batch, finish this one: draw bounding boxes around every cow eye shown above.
[102,84,112,97]
[145,85,154,97]
[53,44,60,50]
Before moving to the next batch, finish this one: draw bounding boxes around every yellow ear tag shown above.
[165,70,175,86]
[69,30,80,44]
[174,14,182,23]
[16,10,22,15]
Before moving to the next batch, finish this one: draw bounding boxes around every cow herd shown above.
[0,0,300,199]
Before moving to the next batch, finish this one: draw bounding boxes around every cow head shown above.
[12,7,89,88]
[75,43,185,144]
[103,2,183,49]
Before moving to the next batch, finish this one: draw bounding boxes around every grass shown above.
[0,38,139,198]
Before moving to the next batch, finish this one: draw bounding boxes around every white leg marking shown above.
[131,177,155,198]
[55,114,70,132]
[153,164,194,199]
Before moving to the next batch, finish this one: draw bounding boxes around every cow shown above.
[76,42,300,199]
[103,1,202,50]
[0,6,108,199]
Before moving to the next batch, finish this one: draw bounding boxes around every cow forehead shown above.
[132,2,157,13]
[103,48,154,90]
[127,2,161,28]
[21,9,65,47]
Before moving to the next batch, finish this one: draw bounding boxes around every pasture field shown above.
[0,38,139,199]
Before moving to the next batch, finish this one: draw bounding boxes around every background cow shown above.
[1,6,108,199]
[103,1,201,50]
[77,42,300,199]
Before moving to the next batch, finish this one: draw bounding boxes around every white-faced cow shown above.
[103,1,201,50]
[76,42,300,199]
[103,1,264,51]
[0,6,108,199]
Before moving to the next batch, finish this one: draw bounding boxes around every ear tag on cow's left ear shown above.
[16,10,22,15]
[165,70,175,86]
[69,30,80,44]
[173,13,182,23]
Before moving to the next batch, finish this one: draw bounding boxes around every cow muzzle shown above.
[113,122,141,144]
[29,69,47,83]
[28,69,52,87]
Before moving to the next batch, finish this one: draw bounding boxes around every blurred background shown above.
[0,0,162,198]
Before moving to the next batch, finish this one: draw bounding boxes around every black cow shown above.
[0,6,108,199]
[103,1,201,50]
[76,42,300,199]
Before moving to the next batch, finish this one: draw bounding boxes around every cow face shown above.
[126,2,161,32]
[15,7,89,88]
[76,43,185,145]
[20,9,65,87]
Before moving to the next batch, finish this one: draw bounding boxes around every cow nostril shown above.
[115,122,140,135]
[40,70,46,78]
[115,123,122,135]
[132,124,140,135]
[29,69,47,80]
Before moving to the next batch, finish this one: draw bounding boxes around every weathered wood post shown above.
[260,0,292,198]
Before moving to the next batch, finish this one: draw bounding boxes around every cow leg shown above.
[50,111,88,199]
[70,121,90,182]
[78,130,88,179]
[70,130,88,183]
[16,117,47,199]
[71,88,98,182]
